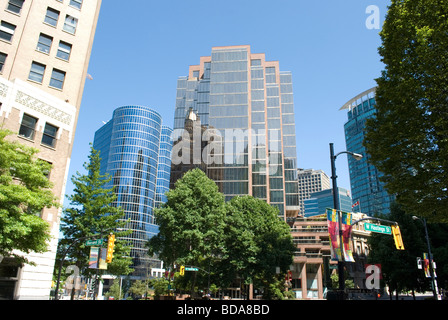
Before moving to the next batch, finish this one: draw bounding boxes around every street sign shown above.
[85,239,104,246]
[364,223,392,235]
[185,267,199,272]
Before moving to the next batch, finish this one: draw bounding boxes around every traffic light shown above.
[391,225,405,250]
[180,265,185,276]
[106,234,115,263]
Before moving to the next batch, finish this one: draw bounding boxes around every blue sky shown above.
[65,0,390,205]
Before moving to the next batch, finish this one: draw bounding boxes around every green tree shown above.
[128,280,149,299]
[148,170,296,298]
[221,196,295,295]
[57,145,133,278]
[0,129,59,264]
[364,0,448,222]
[147,168,227,293]
[368,203,428,299]
[150,277,170,299]
[105,278,122,300]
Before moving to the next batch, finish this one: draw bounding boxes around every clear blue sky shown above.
[65,0,390,205]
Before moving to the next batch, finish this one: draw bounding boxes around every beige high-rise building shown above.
[0,0,101,299]
[297,169,330,216]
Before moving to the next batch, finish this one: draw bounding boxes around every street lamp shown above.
[412,215,440,300]
[329,143,363,299]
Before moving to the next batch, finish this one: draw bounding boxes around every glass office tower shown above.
[93,106,172,274]
[173,45,299,219]
[303,187,353,217]
[341,87,394,216]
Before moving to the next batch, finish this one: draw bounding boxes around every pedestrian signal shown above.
[106,234,115,263]
[392,225,405,250]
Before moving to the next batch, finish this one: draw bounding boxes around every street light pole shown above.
[329,143,363,299]
[412,216,440,300]
[330,143,345,294]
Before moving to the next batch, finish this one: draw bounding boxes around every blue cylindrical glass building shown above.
[93,106,172,274]
[341,88,394,216]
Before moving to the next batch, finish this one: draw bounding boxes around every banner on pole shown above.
[89,247,99,269]
[423,253,436,278]
[89,247,108,270]
[326,208,355,262]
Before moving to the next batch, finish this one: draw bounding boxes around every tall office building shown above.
[297,168,330,216]
[172,45,299,219]
[303,187,353,217]
[93,105,173,277]
[341,87,394,216]
[0,0,101,299]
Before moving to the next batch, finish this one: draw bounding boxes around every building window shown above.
[44,7,59,27]
[19,114,37,140]
[69,0,82,10]
[28,61,45,83]
[63,15,78,34]
[49,68,65,89]
[41,123,58,148]
[0,21,16,42]
[6,0,25,15]
[36,33,53,54]
[56,41,72,61]
[0,52,6,73]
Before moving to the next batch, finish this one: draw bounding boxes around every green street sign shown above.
[364,223,392,235]
[85,239,104,246]
[185,267,199,272]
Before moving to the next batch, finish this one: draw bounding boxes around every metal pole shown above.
[330,143,345,295]
[54,232,111,300]
[422,218,439,300]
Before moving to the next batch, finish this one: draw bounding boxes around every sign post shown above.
[85,239,104,246]
[185,267,199,272]
[364,223,392,235]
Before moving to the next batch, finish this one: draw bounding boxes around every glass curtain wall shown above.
[343,88,394,216]
[172,46,299,219]
[93,105,171,273]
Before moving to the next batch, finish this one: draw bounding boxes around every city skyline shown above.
[64,0,389,206]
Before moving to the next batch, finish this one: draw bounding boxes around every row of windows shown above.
[28,61,65,89]
[0,7,79,45]
[5,0,83,16]
[44,6,78,34]
[37,33,72,60]
[19,114,58,148]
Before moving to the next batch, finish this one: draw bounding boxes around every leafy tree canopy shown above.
[58,145,133,277]
[0,129,58,264]
[148,169,295,295]
[364,0,448,222]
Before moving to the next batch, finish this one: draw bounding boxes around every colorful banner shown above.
[89,247,99,269]
[99,248,108,270]
[326,208,355,262]
[89,247,108,270]
[422,253,436,278]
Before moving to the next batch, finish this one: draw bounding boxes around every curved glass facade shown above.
[342,88,394,216]
[93,106,172,274]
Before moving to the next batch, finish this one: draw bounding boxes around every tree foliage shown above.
[221,196,295,292]
[0,129,59,264]
[367,203,429,296]
[147,169,295,297]
[364,0,448,222]
[58,145,133,277]
[147,168,226,288]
